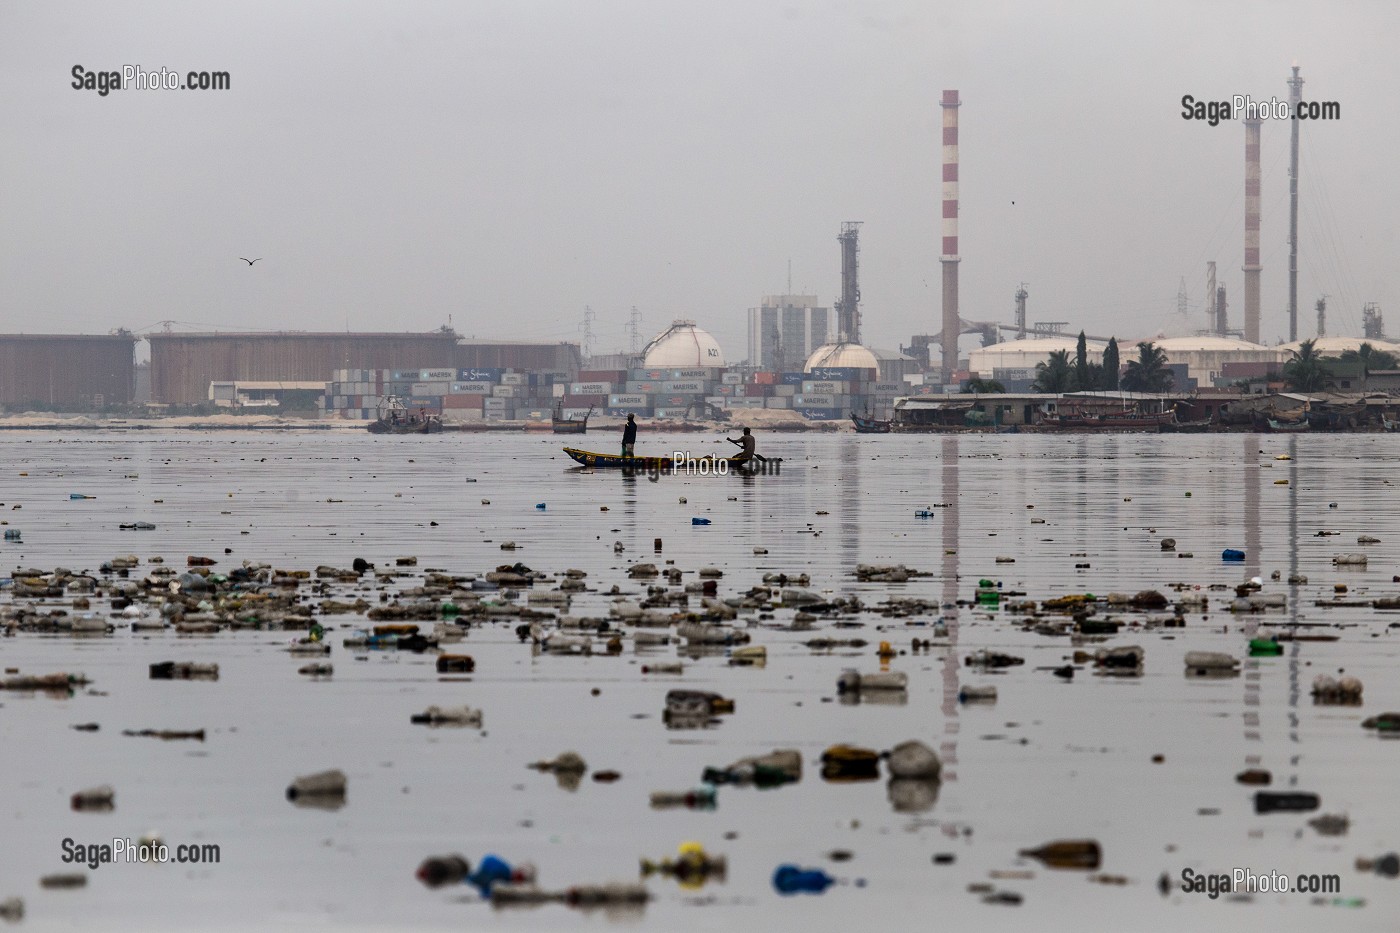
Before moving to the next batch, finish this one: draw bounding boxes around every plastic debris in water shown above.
[772,864,835,895]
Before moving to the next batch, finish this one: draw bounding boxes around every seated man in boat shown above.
[727,427,757,463]
[621,413,637,457]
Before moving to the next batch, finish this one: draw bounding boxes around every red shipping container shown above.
[752,371,779,385]
[443,394,485,409]
[744,385,769,397]
[577,370,627,384]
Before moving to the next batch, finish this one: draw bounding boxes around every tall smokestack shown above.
[1243,117,1262,343]
[939,89,961,385]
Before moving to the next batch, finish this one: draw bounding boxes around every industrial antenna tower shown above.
[627,306,642,355]
[835,222,863,343]
[581,306,596,361]
[1207,262,1217,324]
[1315,296,1327,338]
[1216,284,1229,336]
[1014,284,1028,339]
[1177,278,1188,317]
[1363,303,1385,340]
[1287,65,1304,342]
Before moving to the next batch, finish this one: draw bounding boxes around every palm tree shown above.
[1283,338,1332,393]
[1032,350,1074,393]
[962,377,1006,394]
[1121,342,1173,392]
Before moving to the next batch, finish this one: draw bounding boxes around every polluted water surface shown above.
[0,431,1398,932]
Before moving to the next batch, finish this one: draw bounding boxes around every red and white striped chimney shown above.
[1243,117,1262,344]
[940,89,961,385]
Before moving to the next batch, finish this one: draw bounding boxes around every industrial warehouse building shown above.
[145,332,585,406]
[0,334,137,410]
[147,331,462,406]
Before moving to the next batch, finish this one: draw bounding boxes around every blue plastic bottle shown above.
[773,864,835,895]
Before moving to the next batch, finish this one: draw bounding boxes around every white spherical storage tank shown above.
[641,320,725,368]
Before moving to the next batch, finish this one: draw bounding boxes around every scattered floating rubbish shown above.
[1333,553,1368,566]
[68,494,96,500]
[119,522,156,531]
[1221,549,1245,561]
[691,518,711,525]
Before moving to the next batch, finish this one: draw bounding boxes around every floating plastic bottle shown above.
[691,518,711,525]
[772,864,835,895]
[286,769,347,802]
[648,787,717,810]
[820,745,881,781]
[1222,549,1246,561]
[959,685,998,703]
[1254,791,1320,814]
[70,785,114,811]
[416,854,470,888]
[1355,853,1400,878]
[1018,839,1102,870]
[468,855,536,896]
[640,843,727,887]
[1249,637,1283,657]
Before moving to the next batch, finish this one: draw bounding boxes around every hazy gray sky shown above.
[3,0,1398,363]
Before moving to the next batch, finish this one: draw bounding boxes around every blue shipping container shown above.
[780,372,806,386]
[797,408,843,421]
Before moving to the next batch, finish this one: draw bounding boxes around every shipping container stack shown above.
[319,368,563,421]
[319,364,912,423]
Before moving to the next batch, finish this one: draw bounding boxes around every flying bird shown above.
[240,257,261,266]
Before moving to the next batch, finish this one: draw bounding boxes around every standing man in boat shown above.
[727,426,756,463]
[621,413,638,458]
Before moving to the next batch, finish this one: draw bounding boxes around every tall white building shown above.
[747,295,830,372]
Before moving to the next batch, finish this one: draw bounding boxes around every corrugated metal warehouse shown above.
[148,331,461,405]
[455,340,582,372]
[0,334,137,409]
